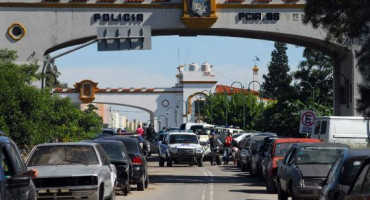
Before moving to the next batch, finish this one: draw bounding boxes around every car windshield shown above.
[296,147,347,164]
[169,135,198,144]
[121,141,140,153]
[98,143,127,162]
[274,143,294,157]
[28,145,99,166]
[340,157,367,185]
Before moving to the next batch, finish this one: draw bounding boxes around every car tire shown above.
[166,155,173,167]
[145,175,149,189]
[250,166,257,176]
[290,183,299,200]
[137,178,145,191]
[197,157,203,167]
[123,182,130,196]
[237,160,241,167]
[159,157,165,167]
[98,185,104,200]
[277,179,288,200]
[241,162,247,172]
[266,176,277,193]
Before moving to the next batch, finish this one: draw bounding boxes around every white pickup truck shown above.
[158,132,204,167]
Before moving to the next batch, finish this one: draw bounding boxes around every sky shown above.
[53,36,305,122]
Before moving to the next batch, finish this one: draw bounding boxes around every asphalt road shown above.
[117,155,278,200]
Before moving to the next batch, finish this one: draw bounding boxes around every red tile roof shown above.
[215,85,259,95]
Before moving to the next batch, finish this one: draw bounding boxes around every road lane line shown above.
[198,167,209,200]
[201,189,206,200]
[203,168,214,200]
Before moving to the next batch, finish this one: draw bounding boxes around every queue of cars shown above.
[231,131,370,200]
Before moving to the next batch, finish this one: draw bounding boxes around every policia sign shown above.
[237,12,280,21]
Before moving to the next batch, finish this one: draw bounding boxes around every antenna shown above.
[178,47,180,66]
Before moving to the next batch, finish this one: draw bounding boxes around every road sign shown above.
[299,110,317,134]
[97,26,151,51]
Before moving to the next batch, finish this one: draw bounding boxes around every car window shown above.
[351,163,370,194]
[314,121,321,134]
[96,145,110,165]
[28,145,99,166]
[122,140,140,153]
[274,143,294,157]
[169,135,198,144]
[340,157,366,185]
[2,146,15,177]
[99,143,127,162]
[296,147,347,164]
[283,147,294,164]
[287,148,297,164]
[6,144,26,174]
[320,121,327,134]
[327,156,343,184]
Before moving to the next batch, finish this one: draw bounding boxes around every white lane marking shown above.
[201,189,206,200]
[198,167,209,200]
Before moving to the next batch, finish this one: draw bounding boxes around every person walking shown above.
[208,133,221,165]
[136,125,144,137]
[223,132,234,165]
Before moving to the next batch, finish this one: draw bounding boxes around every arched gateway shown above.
[0,0,361,116]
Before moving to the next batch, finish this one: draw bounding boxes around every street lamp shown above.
[297,80,314,111]
[202,90,213,124]
[167,106,178,127]
[177,100,188,123]
[158,114,166,131]
[230,81,245,130]
[247,80,264,131]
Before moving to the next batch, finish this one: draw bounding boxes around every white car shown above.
[232,132,255,143]
[26,142,117,200]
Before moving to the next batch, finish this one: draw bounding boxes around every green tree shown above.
[303,0,370,116]
[293,48,334,110]
[0,49,102,146]
[45,54,68,88]
[262,42,293,100]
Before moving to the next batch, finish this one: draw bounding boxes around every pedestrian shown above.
[136,125,144,137]
[208,132,221,165]
[116,128,122,135]
[146,124,155,139]
[223,132,235,165]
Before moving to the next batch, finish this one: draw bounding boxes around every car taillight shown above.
[132,156,142,165]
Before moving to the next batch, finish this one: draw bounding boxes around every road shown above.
[117,155,277,200]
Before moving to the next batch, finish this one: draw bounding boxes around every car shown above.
[277,143,349,200]
[232,132,254,143]
[320,149,370,200]
[344,156,370,200]
[250,136,278,177]
[159,132,204,167]
[86,140,133,195]
[0,136,36,200]
[26,142,116,200]
[240,134,276,172]
[235,138,249,168]
[263,138,321,193]
[98,136,149,191]
[117,133,151,157]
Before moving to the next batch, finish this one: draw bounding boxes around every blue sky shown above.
[53,36,305,122]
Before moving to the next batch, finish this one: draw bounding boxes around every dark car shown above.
[344,156,370,200]
[98,136,149,191]
[88,140,133,195]
[264,138,321,193]
[235,138,249,168]
[277,143,349,200]
[0,136,36,200]
[147,132,167,153]
[250,136,278,177]
[118,133,151,157]
[320,149,370,200]
[240,134,276,172]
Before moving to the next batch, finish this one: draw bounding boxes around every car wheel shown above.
[123,182,130,196]
[266,176,277,193]
[98,184,104,200]
[108,181,116,200]
[166,155,173,167]
[145,175,149,189]
[216,155,222,165]
[197,157,203,167]
[290,183,299,200]
[137,178,145,191]
[241,162,247,172]
[250,166,257,176]
[237,160,241,167]
[277,179,288,200]
[159,156,165,167]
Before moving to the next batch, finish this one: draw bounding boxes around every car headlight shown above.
[196,147,203,154]
[170,147,178,153]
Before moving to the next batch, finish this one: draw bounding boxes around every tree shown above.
[0,49,102,146]
[262,42,293,100]
[45,54,68,88]
[304,0,370,116]
[293,48,334,110]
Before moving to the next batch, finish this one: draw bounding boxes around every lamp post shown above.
[165,112,169,128]
[248,80,264,131]
[230,81,245,130]
[202,90,213,124]
[167,106,178,127]
[297,80,314,111]
[218,87,228,127]
[333,72,349,108]
[177,100,188,123]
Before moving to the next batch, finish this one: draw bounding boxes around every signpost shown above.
[299,110,317,134]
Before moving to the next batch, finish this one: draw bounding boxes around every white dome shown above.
[201,62,211,72]
[189,63,199,71]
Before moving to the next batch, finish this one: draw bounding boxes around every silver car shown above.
[26,142,117,200]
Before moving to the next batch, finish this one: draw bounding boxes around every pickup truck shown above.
[158,132,204,167]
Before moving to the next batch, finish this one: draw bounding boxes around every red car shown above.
[264,138,321,193]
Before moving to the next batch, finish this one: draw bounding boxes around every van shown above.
[180,123,215,145]
[310,116,370,145]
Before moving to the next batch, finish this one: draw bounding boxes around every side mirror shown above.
[7,176,31,188]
